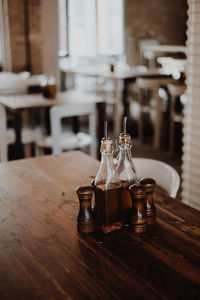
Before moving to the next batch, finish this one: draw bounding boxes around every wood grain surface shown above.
[0,151,199,300]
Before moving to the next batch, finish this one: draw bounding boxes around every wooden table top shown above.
[0,151,200,299]
[0,90,104,111]
[60,64,167,80]
[145,44,187,54]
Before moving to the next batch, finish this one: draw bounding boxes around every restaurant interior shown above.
[1,1,200,299]
[0,0,199,210]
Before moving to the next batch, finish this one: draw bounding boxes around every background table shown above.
[145,44,187,54]
[0,151,199,299]
[0,91,105,159]
[60,64,168,136]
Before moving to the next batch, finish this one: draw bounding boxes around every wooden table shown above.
[0,151,199,299]
[60,64,168,136]
[145,44,187,54]
[0,90,105,159]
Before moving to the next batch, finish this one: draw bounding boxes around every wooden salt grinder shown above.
[76,185,95,233]
[140,178,156,225]
[129,183,147,233]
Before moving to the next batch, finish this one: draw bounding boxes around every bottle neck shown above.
[100,152,115,167]
[116,144,137,185]
[95,152,120,188]
[118,145,133,162]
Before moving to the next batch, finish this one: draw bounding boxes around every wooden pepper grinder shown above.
[140,178,156,225]
[76,185,95,233]
[129,183,147,233]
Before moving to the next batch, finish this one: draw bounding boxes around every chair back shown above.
[138,39,159,69]
[50,103,96,157]
[133,158,180,198]
[0,104,8,162]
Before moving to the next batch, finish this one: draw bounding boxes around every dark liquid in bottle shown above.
[95,184,121,227]
[121,181,135,226]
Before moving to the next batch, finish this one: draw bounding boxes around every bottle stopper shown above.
[100,121,114,154]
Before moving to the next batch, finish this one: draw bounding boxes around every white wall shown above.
[182,0,200,210]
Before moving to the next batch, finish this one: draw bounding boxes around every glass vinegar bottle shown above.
[115,119,137,226]
[94,129,122,233]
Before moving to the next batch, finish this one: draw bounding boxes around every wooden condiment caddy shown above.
[76,177,156,234]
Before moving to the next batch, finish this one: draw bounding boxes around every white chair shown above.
[0,104,37,162]
[138,39,160,69]
[133,157,180,198]
[0,71,30,94]
[36,103,97,157]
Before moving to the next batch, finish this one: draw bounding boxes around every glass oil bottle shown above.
[94,122,122,234]
[115,117,137,226]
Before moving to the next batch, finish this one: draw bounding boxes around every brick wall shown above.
[8,0,43,74]
[125,0,188,65]
[8,0,27,73]
[28,0,43,74]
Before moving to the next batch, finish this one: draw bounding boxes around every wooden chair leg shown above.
[24,144,32,158]
[0,143,8,162]
[35,144,45,157]
[169,95,175,156]
[0,104,8,162]
[89,108,97,158]
[154,89,161,149]
[138,88,143,144]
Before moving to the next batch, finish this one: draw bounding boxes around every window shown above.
[58,0,124,57]
[97,0,124,55]
[68,0,96,56]
[0,0,12,70]
[0,35,2,65]
[58,0,68,56]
